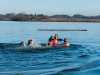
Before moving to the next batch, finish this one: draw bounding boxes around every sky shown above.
[0,0,100,16]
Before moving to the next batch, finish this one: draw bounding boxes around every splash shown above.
[33,39,41,47]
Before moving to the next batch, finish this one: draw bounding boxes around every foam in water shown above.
[32,39,41,47]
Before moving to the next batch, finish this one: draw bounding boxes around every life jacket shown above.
[52,39,58,46]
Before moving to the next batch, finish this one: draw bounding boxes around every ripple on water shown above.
[0,43,100,75]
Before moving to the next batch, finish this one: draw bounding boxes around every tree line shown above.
[0,12,100,22]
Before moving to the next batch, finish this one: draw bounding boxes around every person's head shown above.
[64,38,68,43]
[28,39,33,45]
[20,41,25,46]
[54,34,58,39]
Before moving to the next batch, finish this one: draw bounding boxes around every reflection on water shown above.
[0,21,100,75]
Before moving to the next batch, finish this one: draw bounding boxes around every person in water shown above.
[28,39,34,46]
[20,41,27,47]
[62,38,70,46]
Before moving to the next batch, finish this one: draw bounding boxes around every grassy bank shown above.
[1,17,100,22]
[36,18,100,22]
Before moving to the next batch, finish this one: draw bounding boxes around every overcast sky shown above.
[0,0,100,16]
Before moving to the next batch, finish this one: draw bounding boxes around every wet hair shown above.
[64,38,68,42]
[54,34,58,39]
[28,39,33,45]
[20,41,24,46]
[55,34,58,36]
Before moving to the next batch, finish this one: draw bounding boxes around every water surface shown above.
[0,21,100,75]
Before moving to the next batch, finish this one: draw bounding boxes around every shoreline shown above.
[0,20,100,23]
[1,18,100,22]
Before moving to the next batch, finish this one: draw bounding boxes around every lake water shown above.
[0,21,100,75]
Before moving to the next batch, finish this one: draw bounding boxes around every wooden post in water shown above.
[38,29,87,31]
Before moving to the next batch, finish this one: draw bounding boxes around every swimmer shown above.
[20,41,27,47]
[62,38,70,46]
[28,39,34,46]
[28,39,41,47]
